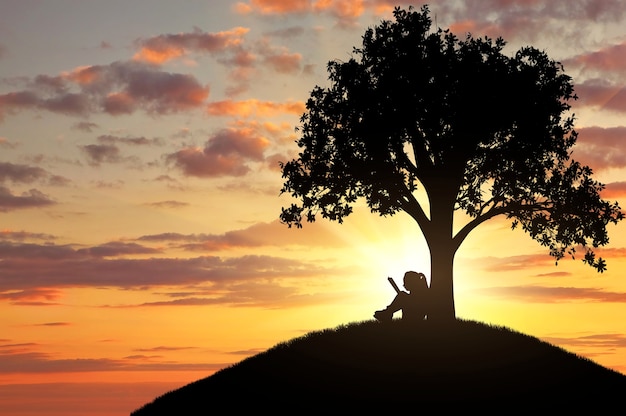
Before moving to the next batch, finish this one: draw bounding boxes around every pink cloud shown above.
[263,51,302,73]
[120,66,209,113]
[254,37,304,74]
[235,0,310,15]
[235,0,366,25]
[133,27,250,64]
[207,99,305,117]
[564,42,626,73]
[313,0,365,26]
[574,79,626,113]
[443,0,626,23]
[601,182,626,199]
[265,153,286,171]
[573,126,626,170]
[0,61,210,121]
[367,1,626,46]
[102,91,136,115]
[0,91,40,120]
[64,65,101,85]
[224,49,256,68]
[235,0,626,29]
[448,19,509,39]
[166,147,250,177]
[167,127,269,177]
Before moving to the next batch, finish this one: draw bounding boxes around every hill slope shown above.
[131,319,626,414]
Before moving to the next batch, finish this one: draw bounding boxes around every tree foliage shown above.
[280,6,623,273]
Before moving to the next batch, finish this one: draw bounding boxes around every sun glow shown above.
[331,209,431,290]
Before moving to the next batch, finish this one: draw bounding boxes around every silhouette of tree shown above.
[279,6,623,321]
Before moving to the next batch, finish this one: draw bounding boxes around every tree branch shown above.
[452,201,551,252]
[400,188,432,236]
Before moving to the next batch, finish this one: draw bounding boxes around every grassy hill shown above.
[131,319,626,414]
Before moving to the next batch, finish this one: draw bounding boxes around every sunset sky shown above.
[2,1,626,414]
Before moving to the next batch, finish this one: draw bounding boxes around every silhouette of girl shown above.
[374,271,429,322]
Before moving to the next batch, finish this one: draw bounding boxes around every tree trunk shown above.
[427,239,456,322]
[424,182,458,323]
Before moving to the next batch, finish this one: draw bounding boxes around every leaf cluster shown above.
[280,6,623,271]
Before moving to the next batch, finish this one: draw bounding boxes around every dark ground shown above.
[131,319,626,414]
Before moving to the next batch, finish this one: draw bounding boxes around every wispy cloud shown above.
[137,220,344,251]
[0,230,57,242]
[542,333,626,350]
[96,134,163,146]
[144,200,190,209]
[0,347,225,374]
[133,346,197,352]
[465,253,559,272]
[0,137,18,149]
[0,239,338,293]
[76,241,162,258]
[477,285,626,303]
[123,281,346,309]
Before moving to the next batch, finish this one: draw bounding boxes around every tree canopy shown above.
[279,6,623,318]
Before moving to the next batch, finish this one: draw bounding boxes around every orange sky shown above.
[1,1,626,415]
